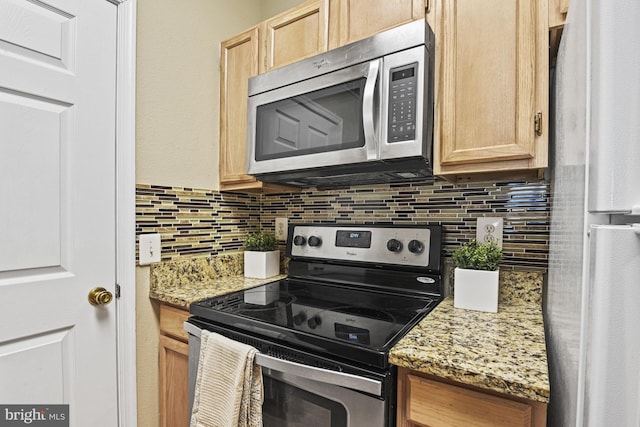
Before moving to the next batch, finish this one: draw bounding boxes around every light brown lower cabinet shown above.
[159,304,190,427]
[396,367,547,427]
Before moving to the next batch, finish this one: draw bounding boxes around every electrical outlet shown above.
[476,217,503,247]
[139,233,161,265]
[275,217,288,241]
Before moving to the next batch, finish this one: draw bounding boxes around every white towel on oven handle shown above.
[190,330,264,427]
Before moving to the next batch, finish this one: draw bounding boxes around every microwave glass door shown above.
[247,60,380,176]
[255,79,366,161]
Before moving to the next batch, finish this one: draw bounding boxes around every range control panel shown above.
[288,224,441,268]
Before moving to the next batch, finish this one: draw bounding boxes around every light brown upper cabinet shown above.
[432,0,549,181]
[219,26,299,193]
[549,0,569,64]
[329,0,426,49]
[219,1,329,193]
[549,0,569,29]
[263,0,329,72]
[219,26,263,192]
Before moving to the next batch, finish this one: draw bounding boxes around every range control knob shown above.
[307,315,322,329]
[293,312,307,326]
[386,238,403,252]
[408,239,425,254]
[293,235,306,246]
[307,236,322,247]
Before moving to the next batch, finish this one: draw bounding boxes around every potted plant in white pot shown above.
[244,231,279,279]
[452,240,503,312]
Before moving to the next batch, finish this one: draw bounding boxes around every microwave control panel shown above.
[388,62,418,143]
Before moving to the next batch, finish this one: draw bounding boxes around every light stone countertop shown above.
[389,271,550,403]
[148,252,286,308]
[148,255,549,402]
[150,274,287,308]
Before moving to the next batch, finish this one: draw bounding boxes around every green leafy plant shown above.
[245,231,277,252]
[452,240,503,271]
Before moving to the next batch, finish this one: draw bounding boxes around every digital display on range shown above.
[335,230,372,248]
[335,323,370,345]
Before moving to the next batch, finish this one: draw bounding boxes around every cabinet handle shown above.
[426,0,431,14]
[264,39,268,69]
[534,112,543,136]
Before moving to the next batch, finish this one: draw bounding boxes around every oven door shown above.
[259,355,386,427]
[247,59,381,176]
[186,322,388,427]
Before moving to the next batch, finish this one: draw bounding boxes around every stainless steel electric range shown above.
[185,224,443,427]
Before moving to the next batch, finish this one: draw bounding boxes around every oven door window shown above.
[263,376,347,427]
[255,78,366,161]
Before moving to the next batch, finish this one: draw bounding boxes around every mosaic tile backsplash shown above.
[136,185,259,260]
[136,179,550,270]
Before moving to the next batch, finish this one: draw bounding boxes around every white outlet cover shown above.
[275,217,288,241]
[139,233,161,265]
[476,217,503,247]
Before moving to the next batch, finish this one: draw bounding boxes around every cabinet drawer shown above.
[405,375,532,427]
[160,304,190,342]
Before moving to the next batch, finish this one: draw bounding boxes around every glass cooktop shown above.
[190,278,440,368]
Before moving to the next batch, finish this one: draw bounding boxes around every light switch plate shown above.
[476,217,503,247]
[275,217,288,241]
[139,233,161,265]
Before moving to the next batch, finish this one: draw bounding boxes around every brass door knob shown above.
[88,287,113,306]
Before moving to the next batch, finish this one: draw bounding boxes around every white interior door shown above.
[0,0,118,425]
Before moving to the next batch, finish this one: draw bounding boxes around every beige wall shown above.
[135,2,304,425]
[136,0,305,191]
[262,0,307,18]
[135,266,159,427]
[136,0,264,190]
[135,2,263,425]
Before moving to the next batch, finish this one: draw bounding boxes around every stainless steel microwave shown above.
[246,20,435,188]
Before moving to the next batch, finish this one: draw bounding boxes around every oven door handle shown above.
[184,321,383,397]
[255,353,382,397]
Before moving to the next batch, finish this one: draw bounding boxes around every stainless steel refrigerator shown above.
[547,0,640,426]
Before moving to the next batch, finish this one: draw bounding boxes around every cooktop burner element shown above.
[190,224,444,369]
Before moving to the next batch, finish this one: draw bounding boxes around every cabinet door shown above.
[396,368,548,427]
[405,375,532,426]
[263,0,328,72]
[329,0,425,49]
[550,0,569,29]
[219,26,261,189]
[159,335,190,427]
[160,304,190,342]
[433,0,548,179]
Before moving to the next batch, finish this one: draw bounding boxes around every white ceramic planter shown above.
[244,250,280,279]
[453,267,499,313]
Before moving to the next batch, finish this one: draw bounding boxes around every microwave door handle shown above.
[362,59,381,160]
